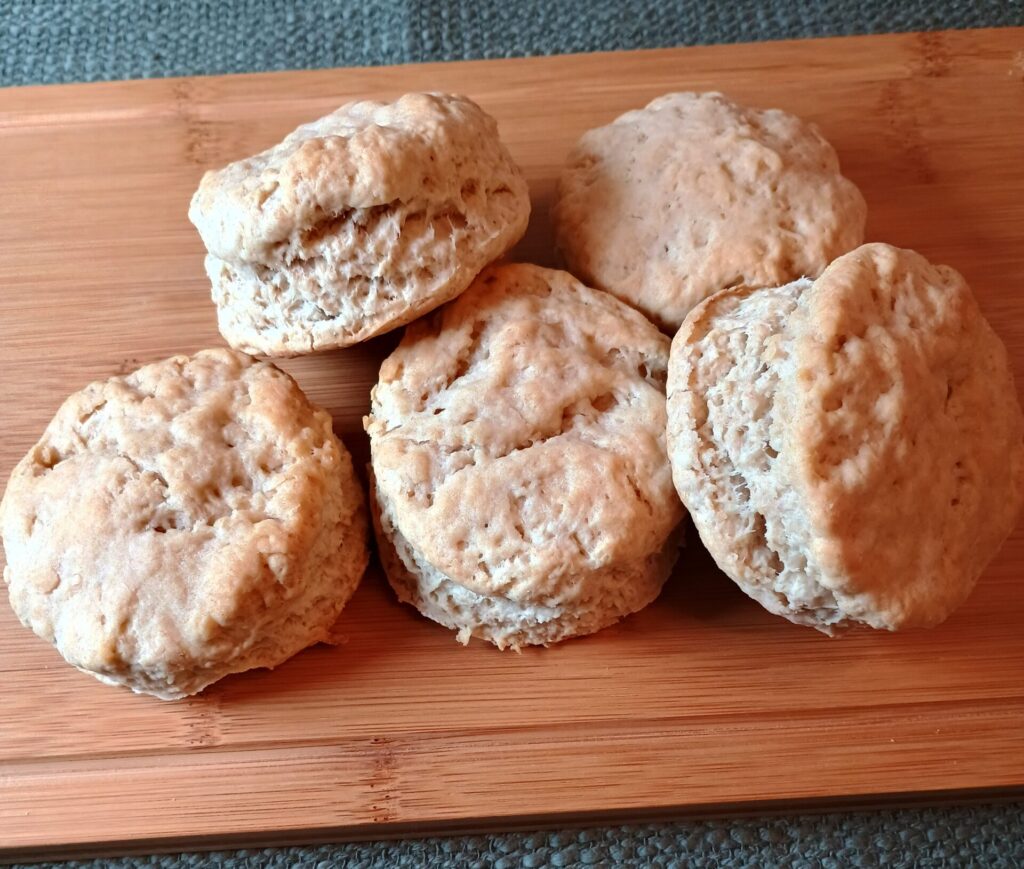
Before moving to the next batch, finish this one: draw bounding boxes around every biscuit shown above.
[189,93,531,356]
[0,349,369,699]
[553,91,867,331]
[667,243,1024,632]
[365,263,684,648]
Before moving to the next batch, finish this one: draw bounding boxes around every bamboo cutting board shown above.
[2,27,1024,860]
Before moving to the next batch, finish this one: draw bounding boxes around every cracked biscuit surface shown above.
[0,349,369,699]
[366,263,684,648]
[553,91,866,331]
[190,92,531,356]
[667,243,1024,632]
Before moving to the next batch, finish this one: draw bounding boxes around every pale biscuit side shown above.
[373,482,678,649]
[668,280,849,631]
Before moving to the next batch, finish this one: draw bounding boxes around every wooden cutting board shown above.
[2,27,1024,861]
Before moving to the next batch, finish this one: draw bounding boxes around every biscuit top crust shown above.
[189,92,528,265]
[366,264,682,602]
[554,91,867,330]
[0,349,352,676]
[785,243,1024,626]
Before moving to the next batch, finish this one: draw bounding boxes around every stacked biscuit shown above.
[1,88,1021,700]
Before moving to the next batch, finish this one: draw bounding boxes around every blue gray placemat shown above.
[1,0,1022,87]
[13,804,1024,868]
[5,1,1024,866]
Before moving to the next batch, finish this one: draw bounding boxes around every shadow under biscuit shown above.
[658,519,759,625]
[200,567,403,705]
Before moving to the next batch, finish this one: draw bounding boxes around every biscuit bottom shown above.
[372,488,681,650]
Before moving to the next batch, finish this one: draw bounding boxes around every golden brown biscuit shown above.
[190,93,530,356]
[366,263,684,648]
[554,91,866,331]
[0,349,369,698]
[667,243,1024,631]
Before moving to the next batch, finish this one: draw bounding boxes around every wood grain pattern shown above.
[2,27,1024,859]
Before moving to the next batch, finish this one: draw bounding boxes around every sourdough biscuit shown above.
[189,93,531,356]
[0,349,369,699]
[366,263,684,648]
[553,91,866,331]
[667,243,1024,632]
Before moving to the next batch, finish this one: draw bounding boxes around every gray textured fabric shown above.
[1,0,1022,87]
[14,804,1024,867]
[5,1,1024,866]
